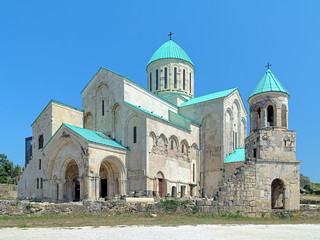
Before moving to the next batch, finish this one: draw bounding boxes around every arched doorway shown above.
[65,159,80,201]
[156,171,165,197]
[271,178,285,209]
[99,159,122,198]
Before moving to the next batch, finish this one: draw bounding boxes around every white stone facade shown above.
[18,40,299,213]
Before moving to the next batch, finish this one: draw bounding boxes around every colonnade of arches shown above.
[251,103,288,132]
[148,131,198,161]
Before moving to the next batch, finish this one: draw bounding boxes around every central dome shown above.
[147,40,194,68]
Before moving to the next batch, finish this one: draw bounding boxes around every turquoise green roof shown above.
[179,87,237,107]
[224,148,245,163]
[124,101,191,131]
[249,69,290,100]
[43,123,128,151]
[147,40,194,68]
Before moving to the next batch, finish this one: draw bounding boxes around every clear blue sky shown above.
[0,1,319,182]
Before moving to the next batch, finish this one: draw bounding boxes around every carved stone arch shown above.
[125,114,141,146]
[96,82,109,93]
[168,135,179,150]
[271,178,286,209]
[156,171,165,179]
[158,133,168,144]
[148,131,157,153]
[98,156,126,197]
[46,137,86,180]
[191,143,199,150]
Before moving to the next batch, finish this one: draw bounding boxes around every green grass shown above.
[0,212,319,228]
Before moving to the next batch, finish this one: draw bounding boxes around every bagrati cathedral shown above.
[18,37,300,212]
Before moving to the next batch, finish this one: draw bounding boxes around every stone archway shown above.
[271,178,285,209]
[99,159,124,198]
[65,159,80,201]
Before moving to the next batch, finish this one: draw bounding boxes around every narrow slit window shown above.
[38,135,43,149]
[182,144,185,153]
[36,178,39,189]
[40,178,43,189]
[164,67,168,88]
[156,69,159,90]
[133,126,137,143]
[174,67,177,88]
[183,69,186,90]
[39,159,41,170]
[102,100,105,116]
[189,72,192,93]
[150,72,152,90]
[171,140,174,150]
[193,163,195,182]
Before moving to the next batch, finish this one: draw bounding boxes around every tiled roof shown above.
[249,69,289,100]
[43,123,128,151]
[147,40,194,68]
[224,148,245,163]
[179,87,237,107]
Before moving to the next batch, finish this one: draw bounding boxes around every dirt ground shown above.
[0,224,320,240]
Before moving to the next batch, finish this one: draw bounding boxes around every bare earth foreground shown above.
[0,224,320,240]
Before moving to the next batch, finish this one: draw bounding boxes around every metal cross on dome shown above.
[168,32,173,40]
[265,62,272,69]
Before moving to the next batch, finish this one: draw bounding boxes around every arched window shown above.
[174,67,177,88]
[267,105,274,127]
[164,67,168,88]
[182,144,185,153]
[170,140,174,150]
[133,126,137,143]
[86,113,93,130]
[156,69,159,90]
[183,69,186,90]
[149,72,152,90]
[38,135,44,149]
[189,72,192,93]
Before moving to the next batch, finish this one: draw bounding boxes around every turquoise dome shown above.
[147,40,194,68]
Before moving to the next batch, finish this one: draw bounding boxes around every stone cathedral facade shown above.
[18,39,300,212]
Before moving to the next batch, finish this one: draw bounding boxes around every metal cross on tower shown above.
[265,62,272,69]
[168,32,173,40]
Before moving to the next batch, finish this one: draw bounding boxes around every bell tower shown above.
[245,67,300,210]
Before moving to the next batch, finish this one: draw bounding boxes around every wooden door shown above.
[158,179,163,197]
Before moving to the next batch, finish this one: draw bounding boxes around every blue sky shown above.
[0,0,319,182]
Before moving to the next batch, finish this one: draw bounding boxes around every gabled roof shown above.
[224,148,245,163]
[31,100,83,126]
[147,40,194,69]
[179,87,238,107]
[249,69,290,100]
[43,123,128,151]
[124,101,191,131]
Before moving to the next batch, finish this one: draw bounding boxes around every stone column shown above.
[276,107,282,127]
[261,108,267,128]
[56,180,66,202]
[95,176,100,200]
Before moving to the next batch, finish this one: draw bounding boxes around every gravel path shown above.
[1,224,320,240]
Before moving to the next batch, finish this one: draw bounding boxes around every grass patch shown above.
[0,213,319,228]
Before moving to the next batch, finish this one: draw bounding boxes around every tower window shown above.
[183,69,186,90]
[102,100,105,116]
[39,159,41,170]
[38,135,43,149]
[189,72,192,93]
[253,148,257,158]
[164,67,168,88]
[150,72,152,90]
[267,105,274,127]
[40,178,43,189]
[36,178,39,189]
[156,70,159,90]
[133,126,137,143]
[174,67,177,88]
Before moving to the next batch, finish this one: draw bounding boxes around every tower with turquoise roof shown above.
[146,39,195,100]
[244,67,300,210]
